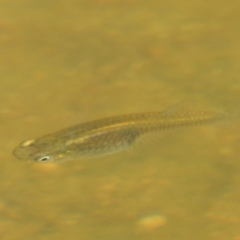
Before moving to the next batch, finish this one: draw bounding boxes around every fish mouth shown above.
[12,147,29,160]
[12,143,38,161]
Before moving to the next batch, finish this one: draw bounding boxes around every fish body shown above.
[13,108,230,163]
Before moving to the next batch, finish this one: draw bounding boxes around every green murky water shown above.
[1,0,240,239]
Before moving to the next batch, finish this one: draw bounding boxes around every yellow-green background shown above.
[1,0,240,239]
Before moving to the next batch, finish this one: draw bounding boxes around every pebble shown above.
[137,214,167,231]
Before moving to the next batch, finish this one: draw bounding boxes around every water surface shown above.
[1,0,240,239]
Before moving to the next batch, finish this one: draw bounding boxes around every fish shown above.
[13,107,234,163]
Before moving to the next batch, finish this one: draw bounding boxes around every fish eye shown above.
[35,156,50,162]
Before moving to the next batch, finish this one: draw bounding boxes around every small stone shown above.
[33,163,59,173]
[137,214,167,231]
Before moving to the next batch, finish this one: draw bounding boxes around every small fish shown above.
[13,107,233,163]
